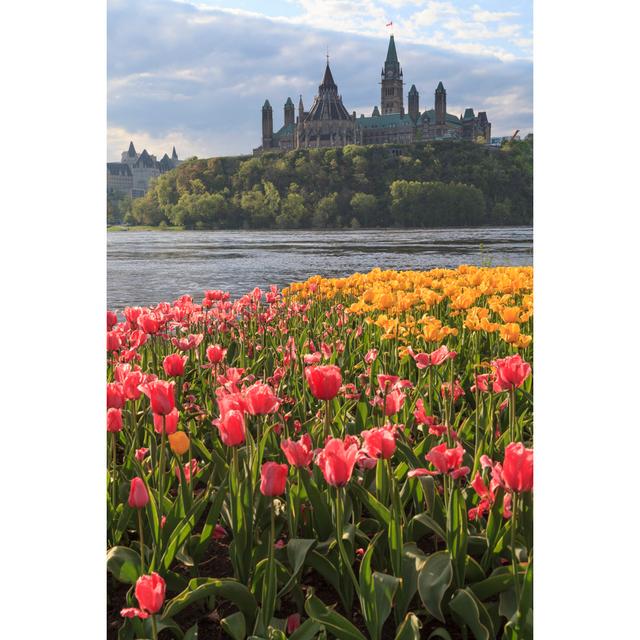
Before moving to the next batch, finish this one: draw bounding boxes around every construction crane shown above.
[510,129,520,142]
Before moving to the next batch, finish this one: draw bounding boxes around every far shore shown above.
[107,224,532,233]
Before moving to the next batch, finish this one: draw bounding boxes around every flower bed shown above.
[107,265,533,640]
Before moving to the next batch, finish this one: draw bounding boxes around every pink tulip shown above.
[361,427,396,460]
[153,408,179,435]
[491,354,531,392]
[139,380,175,416]
[260,462,288,497]
[316,437,359,487]
[305,365,342,401]
[281,434,314,468]
[128,477,149,509]
[107,408,123,433]
[216,410,246,446]
[502,442,534,492]
[163,353,187,377]
[244,382,280,415]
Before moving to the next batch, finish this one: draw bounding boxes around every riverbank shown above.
[108,225,185,232]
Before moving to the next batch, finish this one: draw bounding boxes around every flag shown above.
[386,21,393,27]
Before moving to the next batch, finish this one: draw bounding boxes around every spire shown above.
[409,84,418,95]
[385,35,398,64]
[298,95,304,110]
[372,105,380,117]
[285,97,294,107]
[171,146,178,160]
[127,141,137,157]
[436,81,445,93]
[320,63,337,91]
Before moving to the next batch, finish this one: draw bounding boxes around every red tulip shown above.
[305,365,342,401]
[138,313,161,335]
[217,391,246,417]
[120,607,149,620]
[491,354,531,392]
[128,477,149,509]
[429,345,456,366]
[139,380,175,415]
[107,310,118,330]
[377,374,399,392]
[409,442,469,479]
[163,353,187,377]
[216,409,246,446]
[206,344,227,364]
[316,437,359,487]
[260,462,288,497]
[107,408,123,433]
[172,333,203,351]
[244,382,281,415]
[134,572,166,614]
[440,380,464,402]
[364,348,378,364]
[107,331,122,352]
[134,447,149,462]
[107,383,125,409]
[287,613,302,635]
[212,524,227,540]
[123,370,147,401]
[361,427,396,459]
[153,407,179,434]
[281,434,313,468]
[472,374,491,393]
[384,388,406,416]
[413,399,438,426]
[502,442,533,492]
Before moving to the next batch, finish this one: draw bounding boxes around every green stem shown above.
[151,614,158,640]
[137,508,145,574]
[324,400,331,440]
[510,493,521,605]
[335,487,360,597]
[111,432,117,507]
[158,420,167,516]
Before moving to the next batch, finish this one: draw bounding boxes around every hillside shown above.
[118,138,532,229]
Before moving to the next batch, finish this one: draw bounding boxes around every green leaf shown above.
[279,539,317,597]
[183,624,199,640]
[396,543,427,621]
[468,567,516,601]
[299,471,333,541]
[446,487,468,588]
[288,618,323,640]
[427,629,454,640]
[107,546,141,584]
[448,588,495,640]
[221,612,246,640]
[407,512,446,543]
[113,504,133,545]
[394,613,422,640]
[417,550,453,623]
[304,593,367,640]
[195,477,228,559]
[349,482,390,527]
[162,578,258,624]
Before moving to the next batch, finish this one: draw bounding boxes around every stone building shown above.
[107,141,182,197]
[255,35,491,154]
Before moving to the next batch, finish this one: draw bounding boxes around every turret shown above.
[171,146,178,162]
[284,97,295,127]
[435,81,446,125]
[298,95,305,123]
[408,84,419,120]
[381,35,404,115]
[262,99,273,148]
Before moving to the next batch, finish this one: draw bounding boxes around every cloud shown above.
[108,0,532,158]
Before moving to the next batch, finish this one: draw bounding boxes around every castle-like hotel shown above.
[256,35,491,153]
[107,142,182,198]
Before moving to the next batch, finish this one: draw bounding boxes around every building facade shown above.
[256,35,491,154]
[107,142,182,198]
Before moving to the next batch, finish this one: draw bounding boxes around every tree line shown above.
[113,138,532,229]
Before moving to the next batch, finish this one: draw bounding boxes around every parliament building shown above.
[256,35,491,154]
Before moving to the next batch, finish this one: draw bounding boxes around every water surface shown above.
[107,227,532,309]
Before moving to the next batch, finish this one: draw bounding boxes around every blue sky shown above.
[107,0,532,160]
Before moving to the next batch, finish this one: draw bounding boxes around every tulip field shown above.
[107,266,533,640]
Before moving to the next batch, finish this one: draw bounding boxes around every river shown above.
[107,227,532,309]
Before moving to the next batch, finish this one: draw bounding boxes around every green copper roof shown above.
[285,97,294,107]
[385,35,398,64]
[263,99,272,109]
[463,108,475,120]
[421,109,462,127]
[273,122,295,140]
[436,81,445,92]
[357,112,413,129]
[409,84,418,94]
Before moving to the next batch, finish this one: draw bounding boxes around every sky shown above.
[107,0,532,160]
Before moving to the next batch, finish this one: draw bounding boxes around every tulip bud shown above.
[168,431,190,456]
[128,477,149,509]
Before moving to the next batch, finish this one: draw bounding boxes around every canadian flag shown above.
[386,21,393,27]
